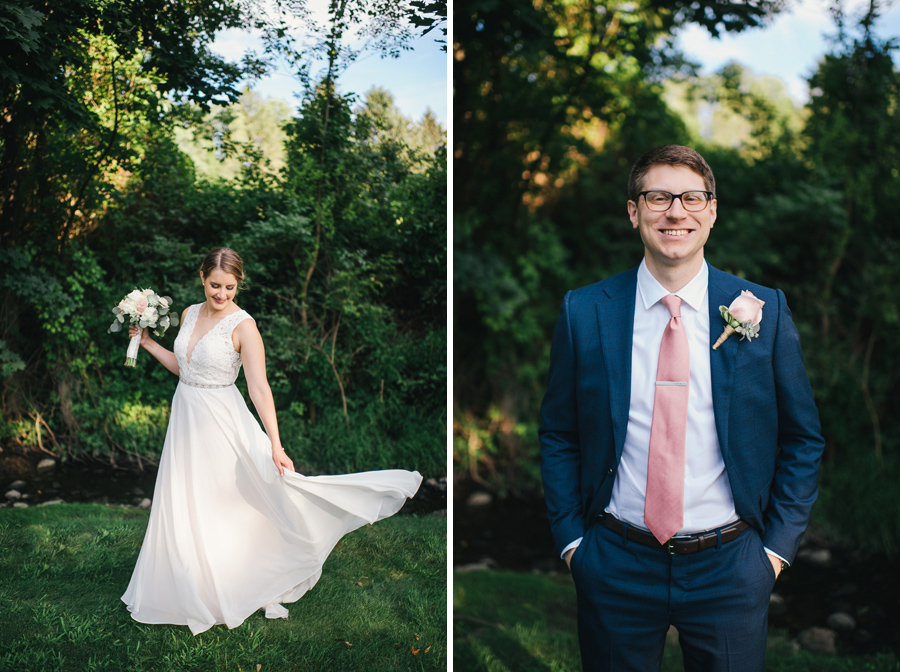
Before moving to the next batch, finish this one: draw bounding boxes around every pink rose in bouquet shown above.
[108,288,179,366]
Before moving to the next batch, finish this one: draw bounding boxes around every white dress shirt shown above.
[561,260,787,565]
[606,260,738,532]
[562,260,740,558]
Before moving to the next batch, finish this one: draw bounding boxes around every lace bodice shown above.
[174,304,255,387]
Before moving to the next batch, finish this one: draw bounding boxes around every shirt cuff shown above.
[561,537,583,559]
[763,547,789,567]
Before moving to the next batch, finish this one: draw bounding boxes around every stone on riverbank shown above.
[38,499,65,506]
[456,558,498,572]
[769,592,787,617]
[12,502,28,508]
[466,492,493,508]
[8,480,26,490]
[827,611,857,634]
[138,498,151,510]
[36,458,56,471]
[796,627,838,656]
[796,547,832,567]
[5,489,21,502]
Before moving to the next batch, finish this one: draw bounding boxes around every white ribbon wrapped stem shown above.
[125,333,141,367]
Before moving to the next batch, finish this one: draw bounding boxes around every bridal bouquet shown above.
[108,288,179,366]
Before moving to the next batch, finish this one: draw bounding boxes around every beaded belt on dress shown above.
[179,378,232,389]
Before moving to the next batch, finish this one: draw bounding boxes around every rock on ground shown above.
[796,627,838,656]
[466,492,493,508]
[769,592,787,617]
[826,611,857,634]
[795,547,832,567]
[455,558,499,572]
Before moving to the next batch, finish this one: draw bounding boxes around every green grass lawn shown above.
[454,570,899,672]
[0,503,446,672]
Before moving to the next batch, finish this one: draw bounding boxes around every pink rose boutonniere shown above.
[712,290,765,350]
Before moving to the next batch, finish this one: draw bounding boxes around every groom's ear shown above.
[628,200,639,228]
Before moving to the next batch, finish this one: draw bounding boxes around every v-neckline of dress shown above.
[186,304,240,366]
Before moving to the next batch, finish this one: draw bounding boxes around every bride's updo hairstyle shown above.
[199,247,247,290]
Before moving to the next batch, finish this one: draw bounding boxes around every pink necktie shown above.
[644,294,690,544]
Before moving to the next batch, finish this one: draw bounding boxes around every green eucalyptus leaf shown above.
[117,314,125,323]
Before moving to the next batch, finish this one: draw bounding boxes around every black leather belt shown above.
[598,515,750,555]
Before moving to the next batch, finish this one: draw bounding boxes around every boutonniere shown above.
[712,290,765,350]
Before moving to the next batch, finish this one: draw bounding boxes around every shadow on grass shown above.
[453,569,900,672]
[0,503,446,671]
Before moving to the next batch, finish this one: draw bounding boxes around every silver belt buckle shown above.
[666,535,694,555]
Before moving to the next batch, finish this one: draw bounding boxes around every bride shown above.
[120,247,422,635]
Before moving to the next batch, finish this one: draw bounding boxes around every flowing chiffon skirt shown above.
[121,382,422,635]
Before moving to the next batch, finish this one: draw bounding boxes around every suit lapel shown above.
[596,268,637,462]
[707,263,742,461]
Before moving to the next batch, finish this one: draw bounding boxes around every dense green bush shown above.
[453,0,900,551]
[1,48,446,478]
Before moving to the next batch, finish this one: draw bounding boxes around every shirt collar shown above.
[637,259,708,313]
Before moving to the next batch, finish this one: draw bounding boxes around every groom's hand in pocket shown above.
[565,547,576,570]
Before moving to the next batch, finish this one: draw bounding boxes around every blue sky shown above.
[210,19,447,126]
[675,0,900,103]
[209,0,899,128]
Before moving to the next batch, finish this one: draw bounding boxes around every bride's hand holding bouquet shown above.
[108,288,179,366]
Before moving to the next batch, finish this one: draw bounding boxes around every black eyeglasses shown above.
[639,191,714,212]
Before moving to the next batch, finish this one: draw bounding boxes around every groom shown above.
[539,145,824,672]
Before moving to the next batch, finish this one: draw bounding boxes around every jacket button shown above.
[607,468,614,476]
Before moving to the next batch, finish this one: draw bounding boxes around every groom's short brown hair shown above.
[627,145,716,201]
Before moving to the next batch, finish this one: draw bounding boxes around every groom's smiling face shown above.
[627,164,717,277]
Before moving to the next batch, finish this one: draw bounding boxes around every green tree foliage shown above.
[358,86,447,162]
[664,63,805,158]
[790,12,900,462]
[0,0,446,477]
[0,0,250,248]
[174,88,293,181]
[408,0,447,51]
[455,0,900,549]
[454,0,780,494]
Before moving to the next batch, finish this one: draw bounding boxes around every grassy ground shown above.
[454,570,900,672]
[0,503,446,672]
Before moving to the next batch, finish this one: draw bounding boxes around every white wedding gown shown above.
[121,304,422,635]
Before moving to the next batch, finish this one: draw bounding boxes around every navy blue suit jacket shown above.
[539,262,824,563]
